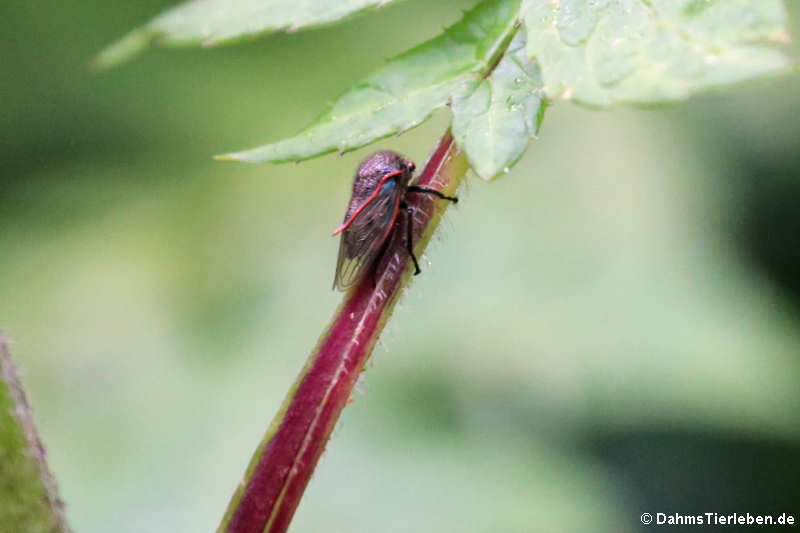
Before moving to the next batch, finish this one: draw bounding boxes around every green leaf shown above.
[219,0,522,163]
[95,0,403,68]
[521,0,793,106]
[452,32,547,181]
[0,337,69,533]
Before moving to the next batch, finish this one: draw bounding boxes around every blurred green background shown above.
[2,1,800,532]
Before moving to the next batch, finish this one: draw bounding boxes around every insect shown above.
[332,150,458,291]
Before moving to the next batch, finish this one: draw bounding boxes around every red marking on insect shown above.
[332,170,404,236]
[332,151,457,291]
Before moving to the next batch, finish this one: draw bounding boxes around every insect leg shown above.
[402,202,422,275]
[407,185,458,204]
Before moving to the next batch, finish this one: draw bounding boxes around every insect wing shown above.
[333,181,403,290]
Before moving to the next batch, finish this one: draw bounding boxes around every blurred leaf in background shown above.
[94,0,406,67]
[1,1,799,532]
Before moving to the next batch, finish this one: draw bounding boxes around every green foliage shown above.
[0,339,67,533]
[452,32,547,180]
[97,0,795,179]
[213,0,793,177]
[217,0,522,163]
[94,0,403,68]
[521,0,792,106]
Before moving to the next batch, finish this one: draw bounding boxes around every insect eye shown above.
[406,161,415,172]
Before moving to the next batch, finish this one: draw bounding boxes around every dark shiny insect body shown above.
[332,151,457,291]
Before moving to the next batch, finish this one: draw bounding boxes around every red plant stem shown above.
[219,130,468,533]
